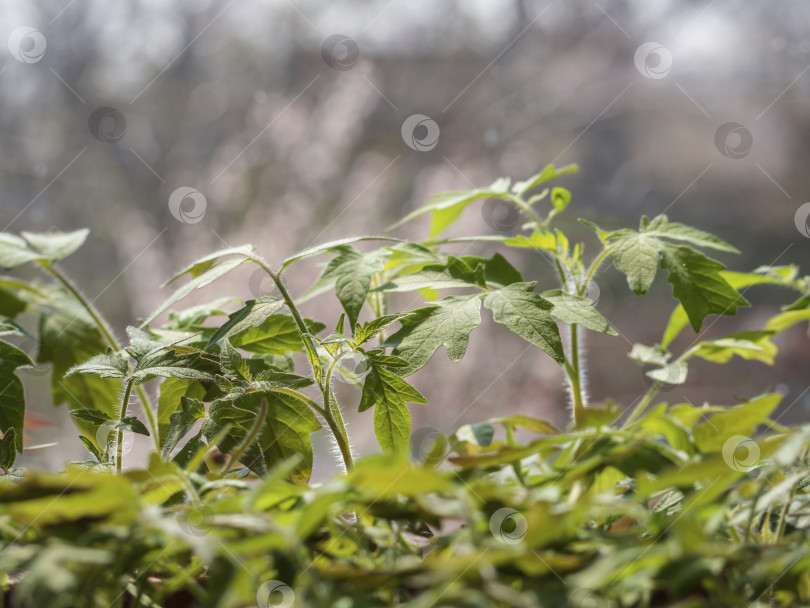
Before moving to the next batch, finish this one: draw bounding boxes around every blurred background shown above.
[2,0,809,474]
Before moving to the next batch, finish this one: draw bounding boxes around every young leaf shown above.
[355,313,413,346]
[143,257,248,326]
[165,244,255,283]
[483,282,564,364]
[229,314,326,355]
[359,362,426,454]
[207,296,284,347]
[387,179,512,237]
[280,236,401,271]
[321,246,386,328]
[0,340,32,453]
[69,409,114,426]
[383,296,483,376]
[659,245,749,331]
[21,229,90,261]
[511,163,578,197]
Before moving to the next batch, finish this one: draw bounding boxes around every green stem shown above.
[217,398,269,478]
[40,262,161,451]
[250,256,354,471]
[117,378,135,473]
[622,380,663,428]
[569,324,585,425]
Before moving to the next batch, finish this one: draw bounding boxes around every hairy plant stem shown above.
[117,378,135,473]
[40,262,161,452]
[250,256,355,472]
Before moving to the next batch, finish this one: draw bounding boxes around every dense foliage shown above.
[1,164,809,607]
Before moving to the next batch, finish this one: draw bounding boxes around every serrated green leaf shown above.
[641,215,739,253]
[383,296,482,376]
[457,253,523,287]
[359,364,425,453]
[483,282,564,364]
[69,409,114,426]
[66,350,130,379]
[540,289,617,335]
[21,229,90,261]
[230,314,325,355]
[130,345,219,383]
[659,245,749,332]
[606,230,663,295]
[227,391,321,484]
[206,297,284,347]
[321,246,386,328]
[219,339,250,382]
[144,257,248,326]
[376,255,488,293]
